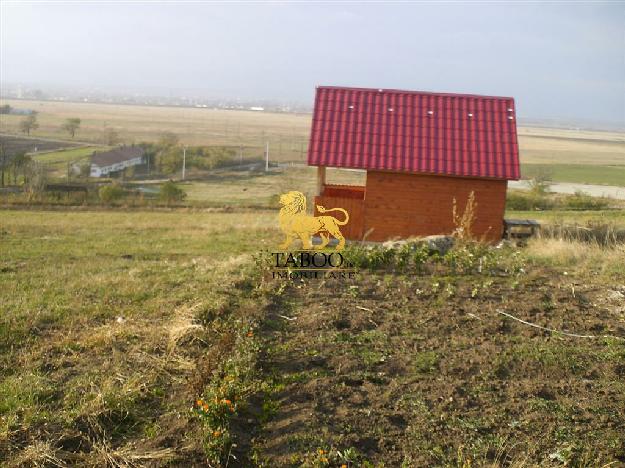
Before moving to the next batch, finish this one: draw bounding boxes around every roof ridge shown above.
[316,85,514,102]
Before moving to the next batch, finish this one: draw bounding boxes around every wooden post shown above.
[316,166,326,196]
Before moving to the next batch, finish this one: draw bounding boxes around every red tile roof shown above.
[307,86,520,180]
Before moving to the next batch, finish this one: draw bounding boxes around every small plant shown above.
[452,191,477,240]
[193,390,238,464]
[414,351,439,373]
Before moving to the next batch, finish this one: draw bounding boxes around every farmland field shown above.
[1,209,624,466]
[1,99,625,467]
[0,134,82,158]
[519,163,625,187]
[1,99,624,175]
[0,99,312,161]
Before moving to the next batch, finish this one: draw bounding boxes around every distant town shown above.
[0,82,313,114]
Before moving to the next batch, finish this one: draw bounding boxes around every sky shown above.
[1,1,624,123]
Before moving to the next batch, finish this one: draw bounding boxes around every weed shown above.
[413,351,439,374]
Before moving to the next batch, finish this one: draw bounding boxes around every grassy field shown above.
[1,99,625,466]
[180,167,365,206]
[506,208,625,225]
[517,128,625,166]
[0,210,278,466]
[521,163,625,187]
[1,209,624,466]
[31,146,106,177]
[32,146,102,165]
[2,99,624,171]
[0,99,312,161]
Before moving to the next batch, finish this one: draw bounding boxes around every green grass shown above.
[0,209,279,464]
[506,209,625,225]
[180,167,365,207]
[33,146,104,165]
[521,163,625,186]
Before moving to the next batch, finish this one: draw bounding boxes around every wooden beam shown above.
[316,166,326,196]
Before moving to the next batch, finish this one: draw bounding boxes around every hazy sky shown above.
[1,2,624,122]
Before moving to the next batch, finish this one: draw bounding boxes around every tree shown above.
[62,118,81,138]
[11,152,31,185]
[156,132,180,174]
[159,180,186,204]
[98,184,125,203]
[0,104,11,115]
[23,160,48,200]
[19,113,39,136]
[103,127,120,146]
[0,138,7,187]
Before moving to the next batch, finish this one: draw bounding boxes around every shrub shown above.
[565,191,609,210]
[98,184,125,203]
[159,181,187,204]
[506,191,553,211]
[506,192,533,210]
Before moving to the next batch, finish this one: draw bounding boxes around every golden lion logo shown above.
[278,191,349,251]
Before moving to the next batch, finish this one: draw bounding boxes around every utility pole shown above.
[265,141,269,172]
[182,145,187,180]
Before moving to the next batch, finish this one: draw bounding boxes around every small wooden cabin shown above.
[308,86,521,243]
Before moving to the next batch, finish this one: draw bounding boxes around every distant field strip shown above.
[33,146,103,164]
[521,163,625,186]
[0,99,312,161]
[2,99,624,168]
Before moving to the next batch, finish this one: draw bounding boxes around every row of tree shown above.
[139,132,236,176]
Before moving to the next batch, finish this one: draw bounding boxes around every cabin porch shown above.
[313,167,366,240]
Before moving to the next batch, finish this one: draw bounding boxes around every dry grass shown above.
[0,98,312,161]
[525,237,625,277]
[0,209,277,465]
[518,126,625,165]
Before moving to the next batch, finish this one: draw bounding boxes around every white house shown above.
[90,146,145,177]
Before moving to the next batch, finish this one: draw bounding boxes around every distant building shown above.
[90,146,145,177]
[8,108,35,115]
[249,106,265,111]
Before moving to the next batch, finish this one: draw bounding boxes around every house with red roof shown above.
[308,86,520,242]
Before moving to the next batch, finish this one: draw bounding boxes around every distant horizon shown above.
[2,83,624,132]
[1,2,623,126]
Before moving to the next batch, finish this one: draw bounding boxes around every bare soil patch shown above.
[252,269,625,466]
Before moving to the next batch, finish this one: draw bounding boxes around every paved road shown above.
[509,180,625,200]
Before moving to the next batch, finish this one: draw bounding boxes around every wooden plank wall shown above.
[314,195,365,240]
[363,171,507,243]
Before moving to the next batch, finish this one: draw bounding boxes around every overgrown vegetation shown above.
[506,189,611,211]
[159,180,187,204]
[98,183,125,203]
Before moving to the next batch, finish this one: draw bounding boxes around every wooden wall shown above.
[314,194,365,241]
[363,171,507,243]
